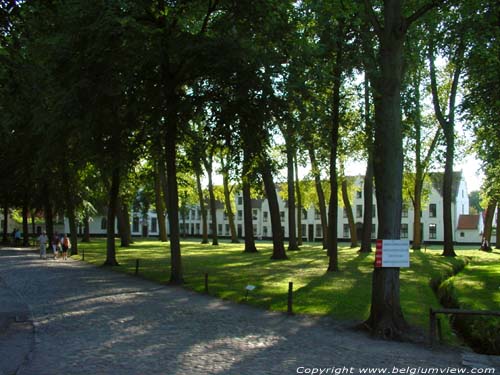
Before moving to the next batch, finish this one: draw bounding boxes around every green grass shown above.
[75,239,498,345]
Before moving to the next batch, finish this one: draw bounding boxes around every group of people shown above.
[37,232,71,260]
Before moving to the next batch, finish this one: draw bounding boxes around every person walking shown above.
[62,234,71,260]
[52,232,61,259]
[38,231,48,259]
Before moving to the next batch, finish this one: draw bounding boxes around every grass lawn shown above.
[75,239,497,344]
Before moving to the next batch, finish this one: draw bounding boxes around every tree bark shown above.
[104,167,120,266]
[2,205,8,244]
[165,114,183,284]
[342,179,358,248]
[196,171,209,244]
[441,129,456,256]
[22,201,29,247]
[482,200,496,251]
[261,157,287,260]
[204,157,219,246]
[309,147,328,249]
[116,198,130,247]
[221,158,239,243]
[360,74,374,253]
[286,141,299,250]
[158,157,169,242]
[242,147,257,253]
[82,214,91,242]
[295,156,303,246]
[154,163,168,242]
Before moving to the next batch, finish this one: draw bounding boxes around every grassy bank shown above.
[75,239,484,343]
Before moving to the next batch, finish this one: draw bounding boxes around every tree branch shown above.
[428,38,447,129]
[447,39,465,124]
[199,0,220,35]
[406,1,439,29]
[363,0,382,36]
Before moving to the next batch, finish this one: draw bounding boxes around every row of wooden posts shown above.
[90,256,500,346]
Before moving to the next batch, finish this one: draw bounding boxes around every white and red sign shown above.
[375,239,410,268]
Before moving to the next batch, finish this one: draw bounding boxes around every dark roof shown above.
[457,215,480,230]
[428,171,463,199]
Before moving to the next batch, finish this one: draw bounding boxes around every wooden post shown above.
[429,308,436,346]
[287,281,293,316]
[204,273,208,293]
[135,259,140,276]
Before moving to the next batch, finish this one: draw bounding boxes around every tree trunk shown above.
[22,202,29,247]
[159,157,169,242]
[67,207,78,255]
[154,163,168,242]
[221,158,239,243]
[365,0,409,337]
[242,147,257,253]
[43,186,54,246]
[286,142,299,251]
[360,74,374,253]
[31,209,36,237]
[196,171,209,244]
[2,204,8,244]
[261,157,287,260]
[82,214,91,242]
[165,117,182,284]
[204,158,219,246]
[360,157,374,252]
[342,179,358,248]
[104,167,120,266]
[496,206,500,249]
[116,199,130,247]
[295,156,303,246]
[482,200,496,251]
[309,147,328,249]
[441,129,456,256]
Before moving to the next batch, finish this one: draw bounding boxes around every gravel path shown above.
[0,249,493,375]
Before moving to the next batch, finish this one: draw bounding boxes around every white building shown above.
[71,171,487,244]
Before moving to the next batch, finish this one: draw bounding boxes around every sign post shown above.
[375,239,410,268]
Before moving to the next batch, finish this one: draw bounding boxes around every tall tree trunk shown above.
[360,74,374,253]
[165,117,182,284]
[154,163,168,242]
[104,167,120,266]
[196,171,209,244]
[31,209,36,237]
[22,201,29,247]
[204,157,219,246]
[286,141,299,251]
[342,179,358,248]
[295,156,303,246]
[221,157,239,243]
[67,207,78,255]
[309,147,328,249]
[61,163,78,254]
[441,129,456,256]
[327,23,343,271]
[82,214,91,242]
[159,158,169,242]
[364,0,417,337]
[496,206,500,249]
[482,200,496,251]
[116,198,130,247]
[43,186,54,246]
[242,147,257,253]
[2,204,8,244]
[261,157,287,260]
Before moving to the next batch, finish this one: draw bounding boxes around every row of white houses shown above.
[68,172,494,245]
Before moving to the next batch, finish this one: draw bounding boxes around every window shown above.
[195,223,200,234]
[151,218,158,233]
[400,224,408,239]
[343,224,350,238]
[263,226,268,236]
[280,211,285,222]
[460,232,464,238]
[315,209,320,220]
[218,224,223,235]
[343,208,348,218]
[402,204,408,218]
[301,224,307,236]
[302,209,308,220]
[356,191,362,199]
[372,205,376,218]
[237,196,243,205]
[132,217,139,233]
[101,217,108,230]
[253,224,257,236]
[263,211,268,222]
[223,211,228,220]
[371,224,376,238]
[315,224,322,238]
[225,224,230,235]
[191,210,196,220]
[237,210,243,220]
[429,224,437,239]
[429,204,437,218]
[356,205,363,218]
[252,209,258,220]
